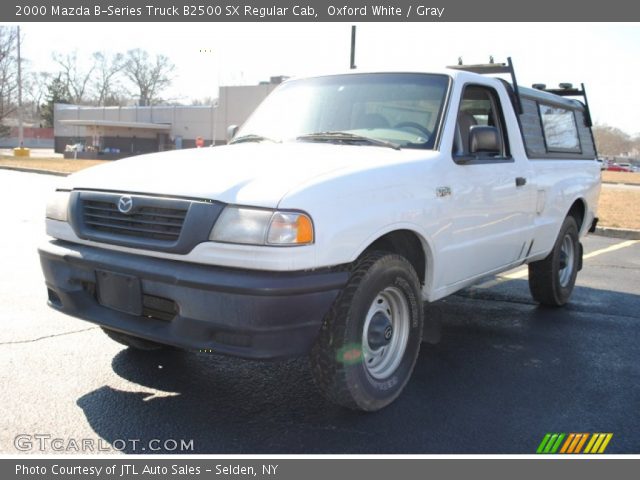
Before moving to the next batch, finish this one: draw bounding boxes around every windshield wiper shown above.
[296,131,401,150]
[230,134,279,145]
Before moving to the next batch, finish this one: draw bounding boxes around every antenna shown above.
[350,25,356,69]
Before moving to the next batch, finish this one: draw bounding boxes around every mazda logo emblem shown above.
[117,195,133,214]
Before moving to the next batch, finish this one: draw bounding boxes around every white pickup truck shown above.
[39,61,601,411]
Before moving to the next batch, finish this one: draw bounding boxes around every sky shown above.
[15,22,640,134]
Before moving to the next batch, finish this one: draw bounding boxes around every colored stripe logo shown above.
[537,433,613,454]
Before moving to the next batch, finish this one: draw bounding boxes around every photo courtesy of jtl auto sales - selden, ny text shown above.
[1,1,640,479]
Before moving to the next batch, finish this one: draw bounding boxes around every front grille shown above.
[71,191,224,253]
[82,199,188,242]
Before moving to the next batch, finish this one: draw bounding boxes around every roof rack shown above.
[448,57,594,127]
[532,83,593,127]
[448,57,523,115]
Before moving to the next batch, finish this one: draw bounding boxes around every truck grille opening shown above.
[82,199,187,242]
[142,294,178,322]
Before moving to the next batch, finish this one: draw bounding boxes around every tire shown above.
[101,327,166,351]
[528,216,580,307]
[310,251,424,411]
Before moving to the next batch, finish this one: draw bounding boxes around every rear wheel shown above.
[310,251,424,411]
[528,216,580,307]
[101,327,166,351]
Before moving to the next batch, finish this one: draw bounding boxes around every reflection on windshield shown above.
[235,73,450,150]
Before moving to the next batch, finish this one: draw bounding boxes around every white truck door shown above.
[439,83,535,287]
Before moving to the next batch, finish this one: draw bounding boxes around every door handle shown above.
[515,177,527,187]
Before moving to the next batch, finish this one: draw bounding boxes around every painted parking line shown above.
[583,239,639,259]
[474,239,639,289]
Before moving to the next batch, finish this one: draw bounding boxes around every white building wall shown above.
[53,82,279,148]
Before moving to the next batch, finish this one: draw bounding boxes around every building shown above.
[53,79,283,159]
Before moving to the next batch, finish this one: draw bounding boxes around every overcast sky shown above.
[17,22,640,134]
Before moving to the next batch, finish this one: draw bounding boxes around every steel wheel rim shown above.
[362,286,410,380]
[558,234,575,287]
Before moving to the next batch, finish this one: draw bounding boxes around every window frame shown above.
[452,83,513,165]
[537,102,583,154]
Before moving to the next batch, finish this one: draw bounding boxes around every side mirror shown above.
[469,126,502,155]
[226,125,239,142]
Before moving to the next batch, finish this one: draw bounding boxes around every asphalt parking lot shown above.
[0,169,638,454]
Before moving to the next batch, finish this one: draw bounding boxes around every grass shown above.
[602,171,640,185]
[1,154,638,230]
[598,188,640,230]
[0,156,107,174]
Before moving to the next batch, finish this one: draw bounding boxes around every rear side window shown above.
[538,104,581,153]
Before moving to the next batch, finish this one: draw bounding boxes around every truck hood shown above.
[64,143,436,208]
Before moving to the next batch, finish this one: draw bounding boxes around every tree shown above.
[592,124,632,157]
[53,50,96,104]
[40,75,70,128]
[0,26,18,137]
[191,96,217,106]
[123,49,174,106]
[23,70,51,121]
[92,51,125,106]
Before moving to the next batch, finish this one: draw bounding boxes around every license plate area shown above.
[96,270,143,316]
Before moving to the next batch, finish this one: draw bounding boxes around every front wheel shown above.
[310,251,424,411]
[528,216,581,307]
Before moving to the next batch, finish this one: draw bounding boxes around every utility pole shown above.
[13,26,28,157]
[17,25,24,148]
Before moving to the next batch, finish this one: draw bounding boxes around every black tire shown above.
[101,327,166,351]
[528,216,580,307]
[310,251,424,411]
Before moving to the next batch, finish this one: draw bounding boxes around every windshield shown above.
[234,73,450,150]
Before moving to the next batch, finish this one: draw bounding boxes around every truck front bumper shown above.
[38,240,348,359]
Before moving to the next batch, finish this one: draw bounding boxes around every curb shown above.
[0,166,68,177]
[593,227,640,240]
[602,181,640,187]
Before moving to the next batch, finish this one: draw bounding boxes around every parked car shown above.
[607,164,632,172]
[39,62,600,411]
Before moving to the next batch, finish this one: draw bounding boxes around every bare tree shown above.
[53,50,96,104]
[593,124,632,157]
[23,70,51,121]
[0,26,18,136]
[92,51,125,106]
[123,49,175,106]
[632,135,640,158]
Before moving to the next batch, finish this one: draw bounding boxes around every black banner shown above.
[5,459,640,480]
[4,0,640,21]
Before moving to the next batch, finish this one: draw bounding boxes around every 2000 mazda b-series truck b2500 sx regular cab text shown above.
[39,61,601,411]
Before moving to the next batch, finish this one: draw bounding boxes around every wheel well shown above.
[567,199,586,232]
[365,230,426,285]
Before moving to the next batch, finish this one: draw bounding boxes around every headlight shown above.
[45,190,71,221]
[210,206,314,246]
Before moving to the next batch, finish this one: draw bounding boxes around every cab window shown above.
[453,85,510,159]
